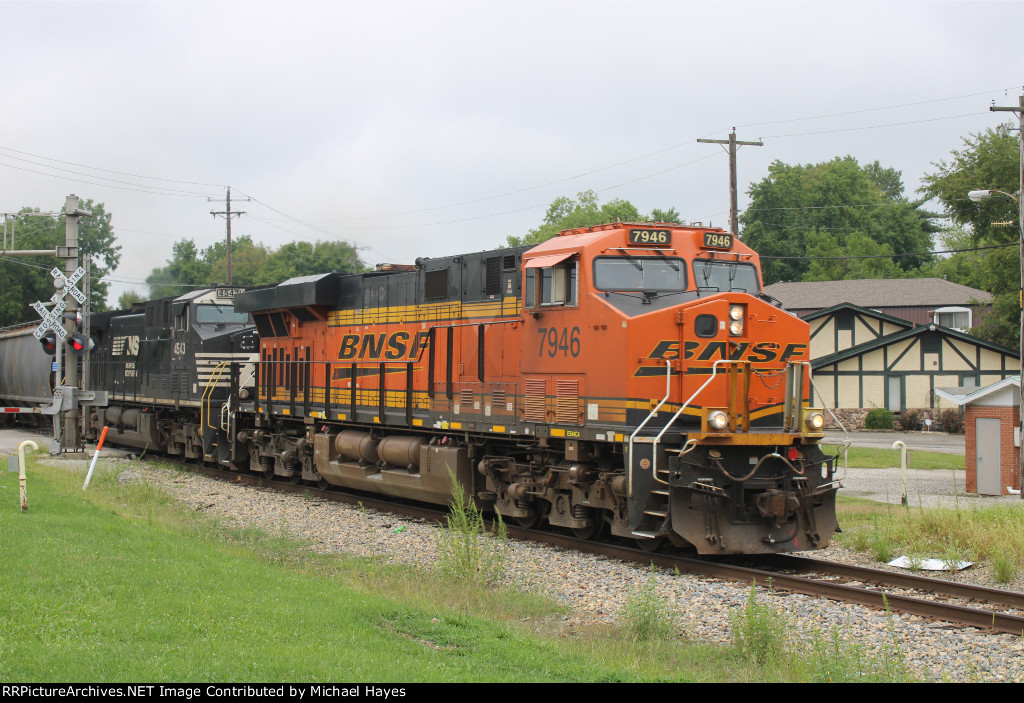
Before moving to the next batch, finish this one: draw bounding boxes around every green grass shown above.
[0,456,625,682]
[0,453,920,682]
[823,444,965,471]
[837,495,1024,581]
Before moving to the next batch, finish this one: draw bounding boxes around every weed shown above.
[435,471,508,584]
[991,551,1018,584]
[729,580,789,666]
[940,539,968,571]
[620,564,674,642]
[869,516,893,563]
[804,615,912,682]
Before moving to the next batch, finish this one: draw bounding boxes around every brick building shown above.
[935,378,1021,496]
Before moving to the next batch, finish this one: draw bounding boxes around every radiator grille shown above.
[524,378,546,422]
[555,379,579,424]
[492,389,506,408]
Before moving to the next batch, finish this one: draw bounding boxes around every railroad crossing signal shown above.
[39,332,58,355]
[50,266,86,305]
[69,333,93,356]
[32,300,67,341]
[31,266,86,344]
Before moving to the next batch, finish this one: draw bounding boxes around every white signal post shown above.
[17,440,38,511]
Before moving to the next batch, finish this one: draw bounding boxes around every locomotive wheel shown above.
[572,515,607,541]
[634,536,665,552]
[317,478,330,490]
[515,514,541,529]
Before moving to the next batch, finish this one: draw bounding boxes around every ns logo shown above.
[113,335,140,357]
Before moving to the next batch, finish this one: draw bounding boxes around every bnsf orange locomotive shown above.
[3,222,840,554]
[227,222,839,554]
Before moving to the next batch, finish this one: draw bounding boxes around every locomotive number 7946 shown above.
[537,327,581,357]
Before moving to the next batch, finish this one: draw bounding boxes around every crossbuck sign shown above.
[31,266,85,340]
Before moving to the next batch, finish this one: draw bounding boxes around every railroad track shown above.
[183,463,1024,637]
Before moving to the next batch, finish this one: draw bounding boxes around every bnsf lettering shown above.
[339,331,430,361]
[652,341,808,363]
[385,332,409,360]
[360,334,386,359]
[648,340,679,360]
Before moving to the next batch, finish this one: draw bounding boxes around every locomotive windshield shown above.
[593,256,687,292]
[195,304,250,325]
[692,260,761,295]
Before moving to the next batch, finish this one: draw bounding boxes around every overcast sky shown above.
[1,0,1021,305]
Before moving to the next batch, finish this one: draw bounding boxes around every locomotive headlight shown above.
[804,410,825,432]
[728,305,744,336]
[708,410,729,431]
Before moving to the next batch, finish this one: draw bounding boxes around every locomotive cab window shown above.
[593,255,687,292]
[525,257,577,309]
[692,259,760,295]
[195,304,249,325]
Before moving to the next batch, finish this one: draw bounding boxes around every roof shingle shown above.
[764,278,992,309]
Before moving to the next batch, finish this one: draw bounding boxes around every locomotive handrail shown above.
[627,359,672,498]
[201,360,230,431]
[635,359,742,497]
[628,358,822,499]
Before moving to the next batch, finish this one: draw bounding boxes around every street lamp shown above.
[968,189,1019,205]
[967,187,1023,497]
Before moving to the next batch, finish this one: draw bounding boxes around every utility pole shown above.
[209,187,249,285]
[989,94,1024,499]
[697,129,764,237]
[61,194,90,451]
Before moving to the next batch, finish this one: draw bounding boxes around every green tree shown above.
[919,125,1020,348]
[116,290,146,310]
[145,239,212,299]
[803,231,903,281]
[145,236,365,299]
[507,190,684,246]
[0,199,121,327]
[741,157,937,285]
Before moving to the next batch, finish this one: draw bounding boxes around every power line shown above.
[734,87,1014,130]
[0,145,225,188]
[0,159,217,198]
[763,111,986,139]
[761,242,1016,260]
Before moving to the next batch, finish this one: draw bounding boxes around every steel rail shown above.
[764,554,1024,611]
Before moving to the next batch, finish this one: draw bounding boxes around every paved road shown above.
[824,430,964,455]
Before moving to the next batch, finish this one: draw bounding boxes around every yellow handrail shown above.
[201,360,230,431]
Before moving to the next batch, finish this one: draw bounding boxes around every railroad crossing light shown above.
[69,333,94,356]
[62,311,83,326]
[40,332,57,355]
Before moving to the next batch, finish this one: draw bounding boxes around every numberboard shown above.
[702,232,733,249]
[628,229,670,246]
